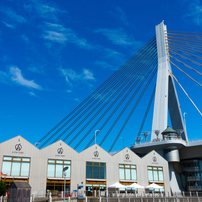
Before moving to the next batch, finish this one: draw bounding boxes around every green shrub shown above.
[0,180,7,196]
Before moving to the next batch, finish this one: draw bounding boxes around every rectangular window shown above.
[21,162,30,176]
[86,162,106,179]
[47,159,71,178]
[147,166,164,182]
[2,156,30,177]
[119,164,137,181]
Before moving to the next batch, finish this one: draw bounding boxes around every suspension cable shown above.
[168,69,202,116]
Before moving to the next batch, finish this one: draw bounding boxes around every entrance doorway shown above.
[86,181,106,197]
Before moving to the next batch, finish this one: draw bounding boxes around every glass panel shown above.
[11,162,21,176]
[119,164,124,168]
[87,162,92,165]
[47,164,55,177]
[158,167,163,170]
[86,166,92,178]
[56,160,63,164]
[100,166,106,179]
[94,162,99,166]
[64,160,71,164]
[3,156,12,160]
[2,161,11,175]
[153,170,158,181]
[148,166,152,169]
[131,165,136,168]
[64,165,71,178]
[131,169,137,180]
[21,162,30,176]
[13,157,21,161]
[56,164,63,177]
[125,165,130,168]
[158,171,164,181]
[153,167,158,170]
[93,166,99,179]
[148,170,153,181]
[100,163,106,166]
[119,168,124,180]
[48,159,55,163]
[125,169,130,180]
[22,157,30,162]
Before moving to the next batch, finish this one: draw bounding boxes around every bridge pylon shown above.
[151,21,188,141]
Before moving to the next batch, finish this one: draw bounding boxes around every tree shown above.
[0,180,7,196]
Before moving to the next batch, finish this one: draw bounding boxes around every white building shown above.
[0,135,170,196]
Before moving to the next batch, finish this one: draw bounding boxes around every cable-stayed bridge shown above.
[37,21,202,152]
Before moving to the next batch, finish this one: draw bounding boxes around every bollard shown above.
[85,196,87,202]
[1,196,2,202]
[49,192,52,202]
[68,197,70,202]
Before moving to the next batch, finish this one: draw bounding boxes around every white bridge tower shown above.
[151,21,188,141]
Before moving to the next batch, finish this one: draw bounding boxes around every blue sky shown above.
[0,0,202,152]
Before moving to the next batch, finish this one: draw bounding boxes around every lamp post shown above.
[120,137,125,148]
[63,166,69,202]
[95,130,100,144]
[183,112,187,135]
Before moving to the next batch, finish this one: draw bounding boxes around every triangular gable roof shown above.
[112,147,141,163]
[141,150,167,165]
[40,140,78,158]
[79,144,111,160]
[0,135,40,156]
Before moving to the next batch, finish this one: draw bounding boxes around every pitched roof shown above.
[10,181,31,189]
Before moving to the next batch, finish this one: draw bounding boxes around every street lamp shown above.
[95,130,100,144]
[120,137,125,148]
[63,166,69,202]
[183,112,187,135]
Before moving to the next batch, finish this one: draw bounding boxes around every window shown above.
[119,164,137,181]
[86,162,106,179]
[47,159,71,178]
[2,156,30,177]
[148,166,164,181]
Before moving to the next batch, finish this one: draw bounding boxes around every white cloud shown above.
[94,61,114,70]
[0,71,10,84]
[26,0,65,21]
[42,22,92,49]
[115,7,129,26]
[29,92,37,96]
[1,7,26,23]
[184,0,202,25]
[22,35,29,43]
[10,66,42,90]
[2,21,15,29]
[61,68,95,86]
[95,28,140,47]
[83,69,95,80]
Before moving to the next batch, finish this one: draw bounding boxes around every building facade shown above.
[0,135,170,196]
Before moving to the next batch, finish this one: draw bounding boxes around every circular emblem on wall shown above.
[125,154,130,160]
[15,143,22,151]
[152,156,157,162]
[93,151,99,157]
[57,147,63,154]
